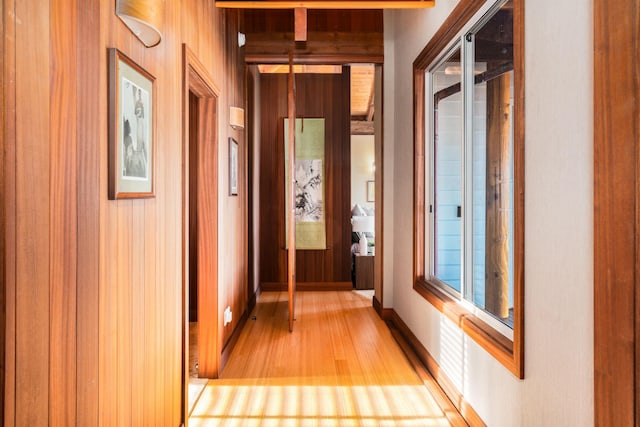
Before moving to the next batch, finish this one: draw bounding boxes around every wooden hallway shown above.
[188,291,463,426]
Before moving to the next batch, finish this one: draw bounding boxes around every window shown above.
[413,0,523,377]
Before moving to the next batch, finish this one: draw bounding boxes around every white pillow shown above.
[351,204,366,217]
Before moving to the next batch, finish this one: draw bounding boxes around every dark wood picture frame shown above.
[108,48,156,199]
[229,137,238,196]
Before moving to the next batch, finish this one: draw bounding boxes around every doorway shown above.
[248,63,383,307]
[182,45,220,422]
[350,64,376,295]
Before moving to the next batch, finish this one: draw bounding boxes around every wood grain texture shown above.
[243,9,383,64]
[50,0,78,422]
[183,49,221,380]
[385,309,486,427]
[197,95,219,379]
[130,200,145,426]
[594,0,639,424]
[213,8,250,361]
[294,7,307,41]
[115,201,133,426]
[259,71,352,289]
[0,0,5,418]
[484,73,510,318]
[15,0,51,424]
[191,291,452,426]
[2,0,17,424]
[511,0,525,377]
[355,255,374,290]
[412,0,524,378]
[75,0,101,424]
[243,9,383,32]
[287,53,296,332]
[218,0,434,8]
[2,0,247,424]
[247,66,260,306]
[244,32,383,65]
[373,64,383,306]
[413,0,484,69]
[413,66,426,283]
[262,281,353,292]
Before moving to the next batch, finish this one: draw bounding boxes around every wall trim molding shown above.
[220,308,250,372]
[181,43,221,422]
[383,309,486,427]
[261,282,353,292]
[372,295,383,316]
[248,288,259,315]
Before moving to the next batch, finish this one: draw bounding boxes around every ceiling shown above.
[350,64,375,120]
[257,64,375,121]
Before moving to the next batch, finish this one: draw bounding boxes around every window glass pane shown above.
[470,0,514,326]
[432,47,463,292]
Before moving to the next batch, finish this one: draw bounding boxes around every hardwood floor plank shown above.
[191,291,455,426]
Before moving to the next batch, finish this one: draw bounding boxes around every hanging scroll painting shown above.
[284,118,327,250]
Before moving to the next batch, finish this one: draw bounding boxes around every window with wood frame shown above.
[413,0,524,378]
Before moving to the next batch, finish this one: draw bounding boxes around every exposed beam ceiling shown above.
[257,64,342,73]
[217,0,435,9]
[351,64,375,118]
[248,10,379,133]
[351,120,375,135]
[244,32,384,64]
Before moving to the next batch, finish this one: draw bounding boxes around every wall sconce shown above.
[238,32,246,48]
[230,106,245,130]
[116,0,163,48]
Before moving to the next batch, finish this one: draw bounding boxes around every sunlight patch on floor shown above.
[189,378,209,416]
[189,378,450,427]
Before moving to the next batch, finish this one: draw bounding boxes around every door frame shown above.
[246,61,385,311]
[181,44,221,423]
[593,0,640,424]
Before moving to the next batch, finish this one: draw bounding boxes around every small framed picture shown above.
[108,48,155,199]
[229,137,238,196]
[367,180,375,202]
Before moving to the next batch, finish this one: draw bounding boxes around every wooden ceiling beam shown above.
[244,32,383,64]
[351,120,375,135]
[294,8,307,41]
[217,0,434,9]
[247,53,384,65]
[366,84,375,121]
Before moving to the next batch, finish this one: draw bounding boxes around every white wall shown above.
[382,16,396,308]
[351,134,375,210]
[384,0,593,425]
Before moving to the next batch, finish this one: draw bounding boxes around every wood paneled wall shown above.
[243,9,383,33]
[594,0,640,424]
[258,71,352,289]
[2,0,247,425]
[242,10,384,64]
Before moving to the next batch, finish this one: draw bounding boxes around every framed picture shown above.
[367,180,375,202]
[229,137,238,196]
[108,48,155,199]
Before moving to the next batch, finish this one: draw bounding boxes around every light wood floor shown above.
[189,291,457,426]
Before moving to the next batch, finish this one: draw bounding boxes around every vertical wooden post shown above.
[294,8,307,42]
[287,50,296,332]
[484,73,511,319]
[594,0,639,423]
